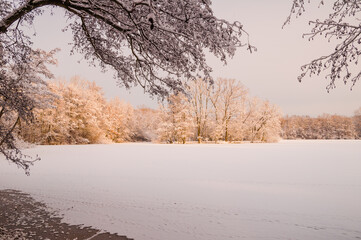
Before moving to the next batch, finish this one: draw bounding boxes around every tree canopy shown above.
[0,0,253,96]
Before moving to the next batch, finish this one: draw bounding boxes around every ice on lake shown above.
[1,140,361,240]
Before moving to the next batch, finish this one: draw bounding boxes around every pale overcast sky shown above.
[28,0,360,116]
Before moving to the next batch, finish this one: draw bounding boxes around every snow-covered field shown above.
[1,140,360,240]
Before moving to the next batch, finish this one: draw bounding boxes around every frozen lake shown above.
[1,140,361,240]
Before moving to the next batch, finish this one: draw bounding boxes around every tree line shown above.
[18,77,282,145]
[281,110,361,140]
[17,77,361,145]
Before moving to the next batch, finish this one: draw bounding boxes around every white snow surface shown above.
[1,140,361,240]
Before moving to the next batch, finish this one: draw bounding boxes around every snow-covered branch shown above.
[285,0,361,90]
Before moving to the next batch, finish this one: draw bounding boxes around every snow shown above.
[1,140,361,240]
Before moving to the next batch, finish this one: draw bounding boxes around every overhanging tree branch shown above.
[284,0,361,90]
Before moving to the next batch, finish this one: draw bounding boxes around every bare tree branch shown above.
[285,0,361,90]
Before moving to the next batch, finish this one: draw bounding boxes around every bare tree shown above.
[187,79,211,143]
[210,79,247,142]
[246,98,282,143]
[285,0,361,91]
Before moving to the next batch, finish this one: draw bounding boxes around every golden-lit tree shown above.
[354,107,361,139]
[210,79,248,142]
[157,93,194,144]
[19,77,136,145]
[187,79,212,143]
